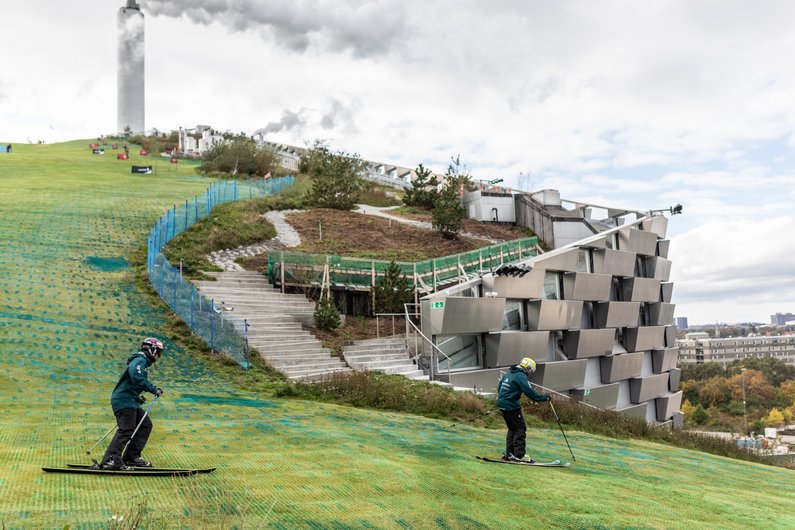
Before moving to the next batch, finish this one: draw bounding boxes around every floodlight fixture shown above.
[649,204,683,216]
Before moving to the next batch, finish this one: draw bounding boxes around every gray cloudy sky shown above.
[1,0,794,325]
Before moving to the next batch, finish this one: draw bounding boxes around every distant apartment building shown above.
[771,313,795,326]
[677,333,795,366]
[675,317,688,330]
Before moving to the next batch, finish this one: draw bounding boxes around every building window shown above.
[543,271,561,300]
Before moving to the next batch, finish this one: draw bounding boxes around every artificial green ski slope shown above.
[0,140,794,529]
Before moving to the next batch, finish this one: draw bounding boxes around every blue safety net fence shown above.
[147,177,294,369]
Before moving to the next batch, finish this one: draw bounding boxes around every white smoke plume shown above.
[257,109,307,135]
[118,10,145,74]
[139,0,407,58]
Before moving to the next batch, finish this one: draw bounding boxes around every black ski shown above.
[42,467,199,477]
[66,463,216,474]
[476,456,570,468]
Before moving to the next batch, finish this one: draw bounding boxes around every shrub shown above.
[314,288,341,331]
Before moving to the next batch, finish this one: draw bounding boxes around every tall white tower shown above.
[117,0,145,134]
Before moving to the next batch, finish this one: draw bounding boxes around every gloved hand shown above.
[542,395,551,402]
[136,395,146,404]
[155,388,164,397]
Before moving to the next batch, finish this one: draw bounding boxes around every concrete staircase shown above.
[342,335,429,381]
[192,271,351,380]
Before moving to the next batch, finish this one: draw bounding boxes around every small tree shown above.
[443,155,476,193]
[200,134,277,177]
[301,140,367,210]
[432,179,465,239]
[766,408,785,427]
[314,288,340,331]
[373,261,414,314]
[402,163,439,209]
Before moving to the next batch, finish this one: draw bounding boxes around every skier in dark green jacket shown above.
[496,357,550,462]
[97,338,164,470]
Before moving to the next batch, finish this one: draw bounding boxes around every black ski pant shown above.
[101,407,153,465]
[501,408,527,459]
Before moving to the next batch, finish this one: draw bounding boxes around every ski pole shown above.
[125,395,159,451]
[549,400,576,462]
[86,425,118,456]
[446,409,499,429]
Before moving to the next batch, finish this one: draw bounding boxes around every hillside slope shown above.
[0,141,793,528]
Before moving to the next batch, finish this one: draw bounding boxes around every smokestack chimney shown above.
[117,1,145,134]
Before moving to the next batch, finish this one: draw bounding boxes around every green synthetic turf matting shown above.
[1,140,795,529]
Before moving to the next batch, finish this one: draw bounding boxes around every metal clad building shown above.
[117,1,145,134]
[419,211,683,426]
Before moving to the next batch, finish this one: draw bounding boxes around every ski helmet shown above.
[141,337,164,361]
[519,357,536,373]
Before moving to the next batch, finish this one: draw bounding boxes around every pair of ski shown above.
[42,463,215,477]
[476,456,570,467]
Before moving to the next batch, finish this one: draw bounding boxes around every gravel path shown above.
[206,209,303,271]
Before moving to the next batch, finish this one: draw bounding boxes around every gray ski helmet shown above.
[141,337,164,360]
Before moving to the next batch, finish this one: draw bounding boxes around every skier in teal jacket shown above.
[96,338,164,470]
[496,357,550,462]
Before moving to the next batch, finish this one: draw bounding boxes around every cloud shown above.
[670,216,795,310]
[139,0,409,58]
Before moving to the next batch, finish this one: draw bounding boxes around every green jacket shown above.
[496,365,549,411]
[110,352,159,412]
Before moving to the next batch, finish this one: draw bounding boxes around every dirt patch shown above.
[284,209,526,262]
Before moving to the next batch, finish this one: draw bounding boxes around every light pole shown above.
[741,368,748,437]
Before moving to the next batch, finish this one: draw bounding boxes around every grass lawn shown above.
[1,140,794,528]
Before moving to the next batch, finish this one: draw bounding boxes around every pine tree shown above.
[314,288,341,331]
[432,180,465,239]
[301,140,367,210]
[373,261,414,314]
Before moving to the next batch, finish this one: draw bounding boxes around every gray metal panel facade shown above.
[623,326,665,352]
[657,240,671,259]
[655,391,683,421]
[484,331,551,368]
[529,359,587,391]
[444,368,504,394]
[600,352,644,383]
[652,348,679,373]
[439,297,505,334]
[419,213,680,425]
[629,373,670,403]
[562,272,612,301]
[592,248,636,277]
[641,216,668,239]
[649,303,676,326]
[661,283,674,303]
[595,301,641,328]
[485,270,546,299]
[622,278,663,302]
[619,228,658,256]
[668,368,681,391]
[615,402,649,420]
[646,257,672,281]
[570,383,620,409]
[563,328,615,359]
[534,248,579,272]
[527,300,583,330]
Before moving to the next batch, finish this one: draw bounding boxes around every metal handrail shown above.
[374,312,405,338]
[403,303,453,380]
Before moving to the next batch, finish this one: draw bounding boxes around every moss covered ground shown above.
[0,140,794,529]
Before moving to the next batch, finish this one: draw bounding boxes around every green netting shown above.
[147,177,295,369]
[268,237,538,291]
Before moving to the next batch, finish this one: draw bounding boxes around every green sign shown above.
[584,389,590,396]
[432,301,445,309]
